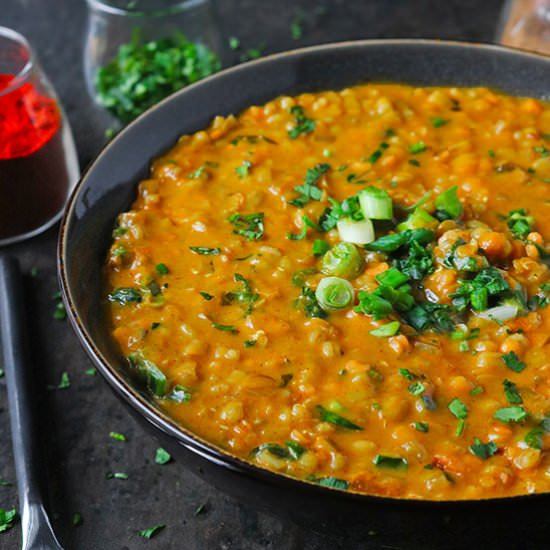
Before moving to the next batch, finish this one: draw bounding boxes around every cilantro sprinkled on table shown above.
[0,507,17,533]
[155,447,172,465]
[138,524,165,539]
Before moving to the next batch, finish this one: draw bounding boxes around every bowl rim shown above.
[58,38,550,506]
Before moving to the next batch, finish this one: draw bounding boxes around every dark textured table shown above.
[1,1,505,548]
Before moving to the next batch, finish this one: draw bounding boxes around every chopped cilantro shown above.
[189,247,221,255]
[0,507,17,533]
[506,209,535,240]
[109,431,126,442]
[244,339,257,348]
[409,141,427,154]
[138,525,165,539]
[48,371,70,391]
[296,286,327,319]
[431,117,449,128]
[106,472,128,480]
[235,159,252,178]
[199,291,214,301]
[221,273,259,314]
[153,263,168,276]
[414,421,429,432]
[470,437,498,460]
[367,142,389,164]
[96,32,220,123]
[72,513,83,526]
[494,406,527,423]
[448,398,468,420]
[211,322,239,334]
[373,455,408,470]
[228,212,264,240]
[501,351,526,373]
[503,379,522,404]
[291,15,303,39]
[155,447,172,465]
[107,287,142,305]
[288,163,330,207]
[288,106,316,139]
[316,405,363,430]
[317,477,349,490]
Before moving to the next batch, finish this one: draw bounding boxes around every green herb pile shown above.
[96,31,221,123]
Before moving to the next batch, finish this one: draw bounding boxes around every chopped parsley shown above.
[288,105,316,139]
[228,212,264,240]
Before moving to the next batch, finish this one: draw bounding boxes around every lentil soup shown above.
[105,84,550,500]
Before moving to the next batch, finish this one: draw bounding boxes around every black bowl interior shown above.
[60,39,550,505]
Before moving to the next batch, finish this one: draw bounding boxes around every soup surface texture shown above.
[105,84,550,500]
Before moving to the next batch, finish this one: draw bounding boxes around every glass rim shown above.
[85,0,206,17]
[0,26,34,98]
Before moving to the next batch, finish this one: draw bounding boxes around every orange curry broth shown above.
[105,84,550,500]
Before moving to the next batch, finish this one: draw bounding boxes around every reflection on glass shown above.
[0,26,79,246]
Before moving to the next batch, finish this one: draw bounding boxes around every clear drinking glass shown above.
[84,0,223,117]
[0,26,79,246]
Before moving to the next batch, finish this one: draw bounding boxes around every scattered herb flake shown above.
[109,431,126,442]
[189,247,221,256]
[470,438,498,460]
[288,105,316,139]
[501,351,526,373]
[138,524,165,539]
[316,405,362,430]
[228,212,264,240]
[155,447,172,465]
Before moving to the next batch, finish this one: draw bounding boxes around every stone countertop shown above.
[1,1,505,548]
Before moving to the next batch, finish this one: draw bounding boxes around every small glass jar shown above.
[497,0,550,55]
[84,0,223,113]
[0,26,79,246]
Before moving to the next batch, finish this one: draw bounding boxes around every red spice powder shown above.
[0,73,61,159]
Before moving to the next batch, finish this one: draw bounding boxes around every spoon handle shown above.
[0,255,64,550]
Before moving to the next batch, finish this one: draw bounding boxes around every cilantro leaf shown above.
[288,105,316,139]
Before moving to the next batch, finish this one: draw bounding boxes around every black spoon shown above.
[0,255,64,550]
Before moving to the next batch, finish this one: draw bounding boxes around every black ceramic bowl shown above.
[59,40,550,548]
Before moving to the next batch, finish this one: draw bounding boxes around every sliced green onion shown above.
[477,305,518,322]
[375,267,409,289]
[358,186,393,220]
[370,321,400,337]
[315,277,354,311]
[312,239,330,256]
[320,242,364,279]
[336,218,375,245]
[396,207,438,231]
[435,186,463,219]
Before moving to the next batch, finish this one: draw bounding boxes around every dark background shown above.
[1,1,506,548]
